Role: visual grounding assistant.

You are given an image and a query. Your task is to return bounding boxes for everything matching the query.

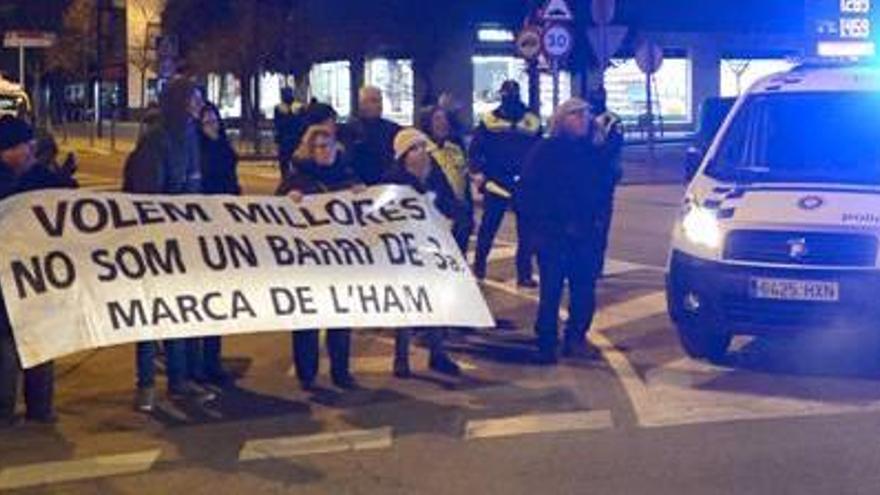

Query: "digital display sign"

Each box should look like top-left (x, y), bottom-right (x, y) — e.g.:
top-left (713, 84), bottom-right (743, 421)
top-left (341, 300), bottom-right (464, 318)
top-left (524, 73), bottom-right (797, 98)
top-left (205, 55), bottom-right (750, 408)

top-left (806, 0), bottom-right (877, 56)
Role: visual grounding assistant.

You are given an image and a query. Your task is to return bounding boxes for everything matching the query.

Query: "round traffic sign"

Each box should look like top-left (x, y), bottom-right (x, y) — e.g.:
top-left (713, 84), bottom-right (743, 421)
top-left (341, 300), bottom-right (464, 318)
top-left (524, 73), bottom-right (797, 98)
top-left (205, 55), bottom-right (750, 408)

top-left (542, 24), bottom-right (573, 58)
top-left (636, 40), bottom-right (664, 74)
top-left (516, 27), bottom-right (542, 60)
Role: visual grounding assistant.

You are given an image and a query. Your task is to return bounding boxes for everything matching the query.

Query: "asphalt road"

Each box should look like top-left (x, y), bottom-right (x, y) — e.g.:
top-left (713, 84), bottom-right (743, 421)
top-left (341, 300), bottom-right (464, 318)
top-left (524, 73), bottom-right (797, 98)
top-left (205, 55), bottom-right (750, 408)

top-left (3, 149), bottom-right (880, 494)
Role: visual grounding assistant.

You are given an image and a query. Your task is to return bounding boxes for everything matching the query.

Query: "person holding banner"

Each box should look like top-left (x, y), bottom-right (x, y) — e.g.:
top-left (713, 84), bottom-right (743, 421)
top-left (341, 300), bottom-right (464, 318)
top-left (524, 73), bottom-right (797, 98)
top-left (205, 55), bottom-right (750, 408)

top-left (0, 115), bottom-right (76, 426)
top-left (123, 77), bottom-right (216, 412)
top-left (187, 102), bottom-right (241, 387)
top-left (276, 124), bottom-right (362, 391)
top-left (386, 128), bottom-right (465, 378)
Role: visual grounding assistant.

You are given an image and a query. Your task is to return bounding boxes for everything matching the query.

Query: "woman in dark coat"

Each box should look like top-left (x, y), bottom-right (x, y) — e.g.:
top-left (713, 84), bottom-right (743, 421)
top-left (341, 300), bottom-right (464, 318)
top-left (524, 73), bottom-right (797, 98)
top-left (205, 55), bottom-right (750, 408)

top-left (276, 124), bottom-right (361, 391)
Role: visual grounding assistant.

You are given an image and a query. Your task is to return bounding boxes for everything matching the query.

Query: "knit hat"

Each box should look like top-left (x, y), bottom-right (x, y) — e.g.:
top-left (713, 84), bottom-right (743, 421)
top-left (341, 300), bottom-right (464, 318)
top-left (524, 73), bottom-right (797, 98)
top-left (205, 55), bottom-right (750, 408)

top-left (0, 115), bottom-right (34, 152)
top-left (393, 128), bottom-right (436, 161)
top-left (549, 97), bottom-right (590, 137)
top-left (303, 102), bottom-right (338, 127)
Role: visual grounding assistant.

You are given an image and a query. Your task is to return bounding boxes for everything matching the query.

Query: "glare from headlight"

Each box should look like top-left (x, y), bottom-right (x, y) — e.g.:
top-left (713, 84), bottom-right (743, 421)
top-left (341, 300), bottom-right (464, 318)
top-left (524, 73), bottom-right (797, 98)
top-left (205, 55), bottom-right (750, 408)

top-left (682, 206), bottom-right (722, 249)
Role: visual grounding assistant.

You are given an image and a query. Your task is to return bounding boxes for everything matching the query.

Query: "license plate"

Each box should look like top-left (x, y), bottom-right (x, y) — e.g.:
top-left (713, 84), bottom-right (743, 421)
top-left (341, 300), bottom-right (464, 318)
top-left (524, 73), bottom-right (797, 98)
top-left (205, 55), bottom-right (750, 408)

top-left (749, 277), bottom-right (840, 302)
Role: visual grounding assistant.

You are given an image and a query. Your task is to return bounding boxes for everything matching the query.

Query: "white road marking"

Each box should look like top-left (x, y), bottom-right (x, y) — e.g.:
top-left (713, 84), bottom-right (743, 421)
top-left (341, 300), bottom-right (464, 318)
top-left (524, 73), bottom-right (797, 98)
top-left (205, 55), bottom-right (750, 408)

top-left (0, 450), bottom-right (162, 491)
top-left (481, 278), bottom-right (665, 427)
top-left (464, 410), bottom-right (613, 440)
top-left (238, 427), bottom-right (393, 461)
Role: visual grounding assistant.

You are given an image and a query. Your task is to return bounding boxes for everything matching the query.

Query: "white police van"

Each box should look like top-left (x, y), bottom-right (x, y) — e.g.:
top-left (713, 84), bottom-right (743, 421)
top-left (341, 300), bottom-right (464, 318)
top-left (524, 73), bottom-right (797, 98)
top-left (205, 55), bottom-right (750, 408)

top-left (0, 77), bottom-right (29, 119)
top-left (667, 61), bottom-right (880, 362)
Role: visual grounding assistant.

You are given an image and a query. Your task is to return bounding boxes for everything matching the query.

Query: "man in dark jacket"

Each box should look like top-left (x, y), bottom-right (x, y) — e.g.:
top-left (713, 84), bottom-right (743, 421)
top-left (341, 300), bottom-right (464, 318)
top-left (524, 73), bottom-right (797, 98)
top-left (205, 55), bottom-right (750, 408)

top-left (123, 77), bottom-right (214, 412)
top-left (469, 80), bottom-right (542, 287)
top-left (517, 98), bottom-right (614, 364)
top-left (0, 116), bottom-right (76, 426)
top-left (340, 86), bottom-right (401, 185)
top-left (274, 87), bottom-right (304, 179)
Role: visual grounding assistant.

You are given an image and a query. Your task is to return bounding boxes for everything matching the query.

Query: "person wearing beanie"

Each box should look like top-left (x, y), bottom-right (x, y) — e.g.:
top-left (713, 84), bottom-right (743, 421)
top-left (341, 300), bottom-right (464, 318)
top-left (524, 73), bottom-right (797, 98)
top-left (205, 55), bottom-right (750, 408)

top-left (516, 98), bottom-right (615, 365)
top-left (469, 79), bottom-right (542, 288)
top-left (0, 115), bottom-right (77, 427)
top-left (122, 77), bottom-right (215, 413)
top-left (384, 128), bottom-right (466, 378)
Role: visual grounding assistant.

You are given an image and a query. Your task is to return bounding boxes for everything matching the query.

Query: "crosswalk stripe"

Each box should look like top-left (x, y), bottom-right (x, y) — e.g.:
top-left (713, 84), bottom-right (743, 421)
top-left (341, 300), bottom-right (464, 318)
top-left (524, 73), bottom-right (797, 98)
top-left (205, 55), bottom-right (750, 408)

top-left (238, 427), bottom-right (393, 461)
top-left (464, 410), bottom-right (613, 440)
top-left (0, 450), bottom-right (161, 490)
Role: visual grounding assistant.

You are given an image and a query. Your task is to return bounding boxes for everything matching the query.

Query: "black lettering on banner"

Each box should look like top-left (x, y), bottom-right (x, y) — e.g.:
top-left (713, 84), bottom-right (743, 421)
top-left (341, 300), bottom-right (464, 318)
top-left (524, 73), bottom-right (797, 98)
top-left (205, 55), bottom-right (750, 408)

top-left (383, 284), bottom-right (406, 313)
top-left (379, 233), bottom-right (423, 266)
top-left (176, 294), bottom-right (204, 324)
top-left (266, 235), bottom-right (294, 266)
top-left (32, 202), bottom-right (68, 237)
top-left (224, 202), bottom-right (274, 224)
top-left (400, 197), bottom-right (427, 220)
top-left (108, 300), bottom-right (147, 329)
top-left (335, 238), bottom-right (372, 265)
top-left (160, 202), bottom-right (211, 223)
top-left (72, 198), bottom-right (110, 234)
top-left (330, 286), bottom-right (350, 314)
top-left (379, 202), bottom-right (407, 222)
top-left (294, 237), bottom-right (321, 265)
top-left (405, 285), bottom-right (433, 313)
top-left (353, 239), bottom-right (375, 264)
top-left (326, 199), bottom-right (356, 226)
top-left (231, 290), bottom-right (257, 319)
top-left (203, 292), bottom-right (228, 320)
top-left (270, 286), bottom-right (317, 315)
top-left (300, 205), bottom-right (332, 228)
top-left (340, 284), bottom-right (433, 314)
top-left (353, 198), bottom-right (385, 226)
top-left (91, 240), bottom-right (186, 282)
top-left (199, 235), bottom-right (259, 271)
top-left (131, 200), bottom-right (165, 225)
top-left (312, 240), bottom-right (343, 265)
top-left (153, 298), bottom-right (180, 325)
top-left (11, 251), bottom-right (76, 299)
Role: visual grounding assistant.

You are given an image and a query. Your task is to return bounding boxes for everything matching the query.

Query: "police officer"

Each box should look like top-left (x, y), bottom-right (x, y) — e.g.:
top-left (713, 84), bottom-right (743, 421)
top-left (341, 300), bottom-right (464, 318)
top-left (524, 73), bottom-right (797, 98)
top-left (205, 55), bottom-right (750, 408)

top-left (588, 86), bottom-right (624, 276)
top-left (469, 80), bottom-right (542, 287)
top-left (273, 86), bottom-right (305, 179)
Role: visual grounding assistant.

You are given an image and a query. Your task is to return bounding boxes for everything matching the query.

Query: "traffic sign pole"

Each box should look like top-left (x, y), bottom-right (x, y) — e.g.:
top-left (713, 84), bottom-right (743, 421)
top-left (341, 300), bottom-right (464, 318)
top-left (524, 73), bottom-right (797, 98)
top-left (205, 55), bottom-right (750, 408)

top-left (18, 46), bottom-right (24, 86)
top-left (552, 58), bottom-right (560, 110)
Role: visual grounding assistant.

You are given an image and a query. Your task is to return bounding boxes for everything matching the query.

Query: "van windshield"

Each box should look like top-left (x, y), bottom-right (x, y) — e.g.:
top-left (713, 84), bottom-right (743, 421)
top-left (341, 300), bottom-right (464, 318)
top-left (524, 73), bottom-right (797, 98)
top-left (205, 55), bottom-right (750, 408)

top-left (705, 92), bottom-right (880, 185)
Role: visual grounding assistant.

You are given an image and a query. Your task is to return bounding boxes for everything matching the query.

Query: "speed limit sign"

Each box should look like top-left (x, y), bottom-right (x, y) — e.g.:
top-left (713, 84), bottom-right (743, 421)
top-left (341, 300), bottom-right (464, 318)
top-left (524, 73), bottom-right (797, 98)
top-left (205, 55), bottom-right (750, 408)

top-left (542, 24), bottom-right (573, 58)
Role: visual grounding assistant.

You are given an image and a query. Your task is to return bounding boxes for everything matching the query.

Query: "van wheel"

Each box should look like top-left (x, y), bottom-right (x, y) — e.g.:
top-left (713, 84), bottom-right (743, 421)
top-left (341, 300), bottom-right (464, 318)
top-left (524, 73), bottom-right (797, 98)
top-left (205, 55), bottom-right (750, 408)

top-left (676, 322), bottom-right (732, 364)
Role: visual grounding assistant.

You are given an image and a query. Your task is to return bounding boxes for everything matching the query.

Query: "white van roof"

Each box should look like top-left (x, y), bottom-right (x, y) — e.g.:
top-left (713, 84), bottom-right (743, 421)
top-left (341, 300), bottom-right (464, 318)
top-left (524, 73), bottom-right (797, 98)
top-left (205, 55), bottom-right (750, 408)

top-left (749, 62), bottom-right (880, 95)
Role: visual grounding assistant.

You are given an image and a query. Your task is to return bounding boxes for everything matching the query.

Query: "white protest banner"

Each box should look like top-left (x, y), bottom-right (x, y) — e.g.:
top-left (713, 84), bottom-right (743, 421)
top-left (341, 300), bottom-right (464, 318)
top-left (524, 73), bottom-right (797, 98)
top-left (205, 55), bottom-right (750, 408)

top-left (0, 186), bottom-right (494, 368)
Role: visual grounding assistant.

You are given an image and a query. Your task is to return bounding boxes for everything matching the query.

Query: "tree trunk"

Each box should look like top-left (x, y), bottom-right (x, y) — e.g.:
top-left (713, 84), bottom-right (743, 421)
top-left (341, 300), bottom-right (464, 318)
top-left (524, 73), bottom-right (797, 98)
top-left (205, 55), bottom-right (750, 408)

top-left (239, 71), bottom-right (255, 153)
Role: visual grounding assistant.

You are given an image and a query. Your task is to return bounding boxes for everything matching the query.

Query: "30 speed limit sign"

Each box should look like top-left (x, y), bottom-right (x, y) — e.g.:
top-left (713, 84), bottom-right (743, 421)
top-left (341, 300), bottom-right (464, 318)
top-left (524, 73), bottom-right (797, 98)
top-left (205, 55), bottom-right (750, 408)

top-left (542, 24), bottom-right (573, 58)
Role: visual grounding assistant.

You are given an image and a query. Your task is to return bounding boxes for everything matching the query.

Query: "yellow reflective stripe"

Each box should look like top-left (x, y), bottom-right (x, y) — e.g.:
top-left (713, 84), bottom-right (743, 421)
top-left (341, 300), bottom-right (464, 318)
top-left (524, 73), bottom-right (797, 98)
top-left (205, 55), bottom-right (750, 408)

top-left (485, 181), bottom-right (512, 199)
top-left (431, 142), bottom-right (468, 200)
top-left (482, 113), bottom-right (514, 131)
top-left (516, 113), bottom-right (541, 135)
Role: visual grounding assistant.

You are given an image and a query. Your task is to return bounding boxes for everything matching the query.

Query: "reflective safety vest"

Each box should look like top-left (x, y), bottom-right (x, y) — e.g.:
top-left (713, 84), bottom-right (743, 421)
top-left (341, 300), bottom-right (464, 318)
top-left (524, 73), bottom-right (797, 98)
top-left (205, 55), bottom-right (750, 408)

top-left (481, 111), bottom-right (542, 137)
top-left (430, 140), bottom-right (468, 201)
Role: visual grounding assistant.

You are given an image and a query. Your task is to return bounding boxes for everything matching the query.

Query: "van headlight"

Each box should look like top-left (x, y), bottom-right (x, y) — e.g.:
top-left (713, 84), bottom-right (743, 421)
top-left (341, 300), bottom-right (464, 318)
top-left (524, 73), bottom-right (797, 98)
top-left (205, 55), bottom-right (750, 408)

top-left (681, 204), bottom-right (722, 249)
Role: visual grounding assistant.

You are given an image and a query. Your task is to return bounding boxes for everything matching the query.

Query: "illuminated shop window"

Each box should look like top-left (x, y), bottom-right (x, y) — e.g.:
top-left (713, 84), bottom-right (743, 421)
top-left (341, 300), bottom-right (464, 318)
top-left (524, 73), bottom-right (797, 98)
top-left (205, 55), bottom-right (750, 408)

top-left (472, 55), bottom-right (529, 121)
top-left (539, 71), bottom-right (572, 120)
top-left (260, 73), bottom-right (293, 118)
top-left (207, 73), bottom-right (241, 119)
top-left (309, 61), bottom-right (352, 118)
top-left (720, 59), bottom-right (796, 97)
top-left (605, 58), bottom-right (693, 123)
top-left (365, 58), bottom-right (415, 126)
